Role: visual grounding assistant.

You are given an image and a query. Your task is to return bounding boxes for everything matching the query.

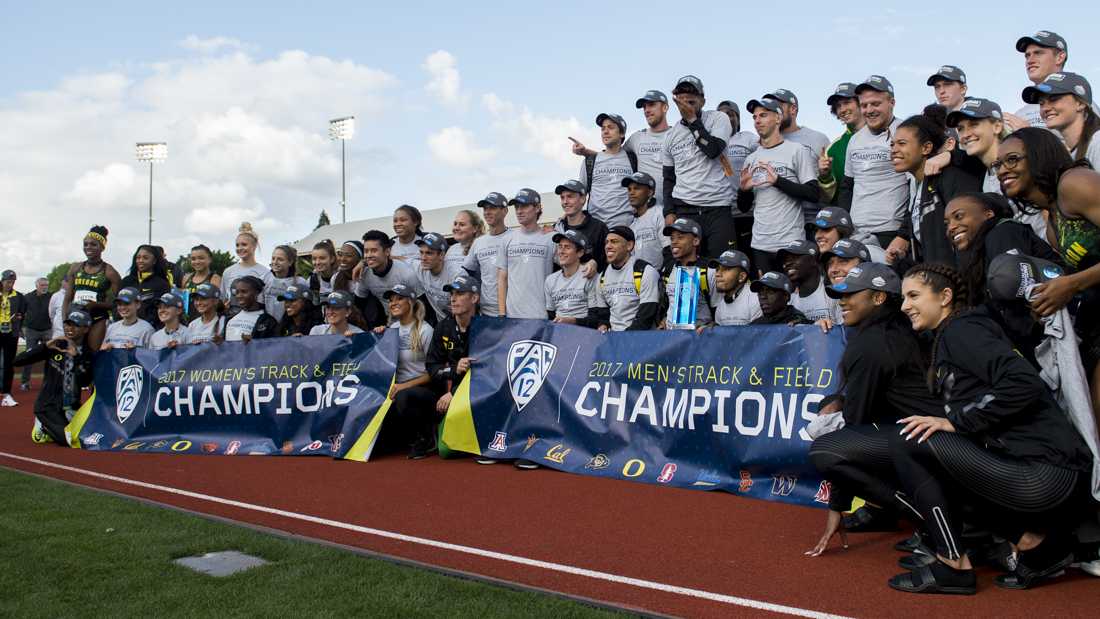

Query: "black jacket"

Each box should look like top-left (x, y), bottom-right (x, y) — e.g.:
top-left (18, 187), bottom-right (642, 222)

top-left (934, 306), bottom-right (1090, 470)
top-left (120, 273), bottom-right (171, 329)
top-left (23, 291), bottom-right (52, 331)
top-left (750, 306), bottom-right (811, 326)
top-left (426, 315), bottom-right (475, 394)
top-left (556, 213), bottom-right (610, 272)
top-left (222, 307), bottom-right (279, 340)
top-left (906, 166), bottom-right (983, 266)
top-left (14, 342), bottom-right (93, 443)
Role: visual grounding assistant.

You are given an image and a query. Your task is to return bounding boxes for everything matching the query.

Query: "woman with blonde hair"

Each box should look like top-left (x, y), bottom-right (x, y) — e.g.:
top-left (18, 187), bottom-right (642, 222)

top-left (220, 222), bottom-right (273, 310)
top-left (445, 209), bottom-right (485, 273)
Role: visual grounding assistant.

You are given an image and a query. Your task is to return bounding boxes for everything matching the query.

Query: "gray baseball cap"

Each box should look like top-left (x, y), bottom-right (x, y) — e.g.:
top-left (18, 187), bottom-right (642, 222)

top-left (443, 274), bottom-right (480, 294)
top-left (987, 253), bottom-right (1065, 302)
top-left (508, 188), bottom-right (542, 206)
top-left (324, 290), bottom-right (355, 308)
top-left (709, 250), bottom-right (751, 271)
top-left (477, 191), bottom-right (508, 209)
top-left (414, 232), bottom-right (448, 252)
top-left (946, 98), bottom-right (1004, 127)
top-left (855, 75), bottom-right (895, 95)
top-left (194, 283), bottom-right (220, 299)
top-left (717, 100), bottom-right (740, 115)
top-left (115, 287), bottom-right (140, 304)
top-left (635, 90), bottom-right (668, 108)
top-left (750, 271), bottom-right (794, 294)
top-left (673, 75), bottom-right (705, 96)
top-left (156, 292), bottom-right (184, 309)
top-left (1022, 72), bottom-right (1092, 105)
top-left (826, 262), bottom-right (900, 298)
top-left (554, 179), bottom-right (587, 195)
top-left (764, 89), bottom-right (798, 105)
top-left (821, 238), bottom-right (871, 263)
top-left (278, 285), bottom-right (308, 301)
top-left (827, 83), bottom-right (859, 107)
top-left (620, 171), bottom-right (656, 189)
top-left (927, 65), bottom-right (967, 86)
top-left (551, 229), bottom-right (590, 252)
top-left (0, 270), bottom-right (14, 281)
top-left (595, 112), bottom-right (627, 135)
top-left (1016, 30), bottom-right (1068, 53)
top-left (64, 309), bottom-right (93, 327)
top-left (806, 207), bottom-right (855, 234)
top-left (746, 98), bottom-right (782, 114)
top-left (663, 217), bottom-right (701, 237)
top-left (776, 239), bottom-right (820, 259)
top-left (383, 284), bottom-right (417, 300)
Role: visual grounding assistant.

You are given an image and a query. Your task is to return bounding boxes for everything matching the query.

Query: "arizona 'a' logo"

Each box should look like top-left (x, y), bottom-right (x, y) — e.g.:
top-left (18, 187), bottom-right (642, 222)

top-left (507, 340), bottom-right (557, 411)
top-left (115, 365), bottom-right (144, 424)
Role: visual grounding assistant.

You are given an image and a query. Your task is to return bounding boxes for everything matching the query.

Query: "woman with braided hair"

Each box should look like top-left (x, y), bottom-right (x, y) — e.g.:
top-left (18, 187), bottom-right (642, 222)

top-left (63, 226), bottom-right (122, 351)
top-left (888, 262), bottom-right (1091, 594)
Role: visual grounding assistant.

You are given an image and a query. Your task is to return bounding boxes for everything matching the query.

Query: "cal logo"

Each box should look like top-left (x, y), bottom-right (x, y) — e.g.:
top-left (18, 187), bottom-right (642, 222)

top-left (544, 443), bottom-right (571, 464)
top-left (771, 475), bottom-right (798, 496)
top-left (739, 470), bottom-right (754, 492)
top-left (507, 340), bottom-right (557, 412)
top-left (657, 463), bottom-right (677, 484)
top-left (814, 480), bottom-right (832, 504)
top-left (115, 364), bottom-right (144, 424)
top-left (488, 431), bottom-right (507, 452)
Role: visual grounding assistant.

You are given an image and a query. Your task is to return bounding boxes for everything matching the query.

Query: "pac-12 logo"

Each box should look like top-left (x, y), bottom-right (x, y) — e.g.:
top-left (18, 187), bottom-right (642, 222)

top-left (507, 340), bottom-right (557, 411)
top-left (115, 365), bottom-right (144, 424)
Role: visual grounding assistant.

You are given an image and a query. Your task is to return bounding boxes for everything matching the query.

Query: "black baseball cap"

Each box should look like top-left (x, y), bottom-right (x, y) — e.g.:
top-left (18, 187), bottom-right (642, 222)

top-left (746, 98), bottom-right (781, 114)
top-left (383, 284), bottom-right (417, 300)
top-left (607, 226), bottom-right (635, 243)
top-left (595, 113), bottom-right (627, 135)
top-left (663, 217), bottom-right (701, 237)
top-left (414, 232), bottom-right (448, 252)
top-left (806, 207), bottom-right (855, 234)
top-left (926, 65), bottom-right (967, 86)
top-left (764, 89), bottom-right (798, 105)
top-left (673, 75), bottom-right (705, 96)
top-left (1015, 30), bottom-right (1068, 54)
top-left (620, 171), bottom-right (656, 189)
top-left (986, 253), bottom-right (1065, 302)
top-left (324, 290), bottom-right (355, 309)
top-left (1022, 72), bottom-right (1092, 105)
top-left (279, 285), bottom-right (308, 301)
top-left (156, 292), bottom-right (184, 309)
top-left (443, 274), bottom-right (480, 294)
top-left (821, 238), bottom-right (871, 263)
top-left (826, 262), bottom-right (900, 298)
top-left (750, 271), bottom-right (794, 294)
top-left (555, 179), bottom-right (587, 195)
top-left (115, 287), bottom-right (140, 304)
top-left (64, 308), bottom-right (93, 327)
top-left (855, 75), bottom-right (895, 95)
top-left (551, 229), bottom-right (589, 252)
top-left (194, 283), bottom-right (220, 299)
top-left (636, 90), bottom-right (668, 108)
top-left (477, 191), bottom-right (508, 209)
top-left (709, 250), bottom-right (751, 271)
top-left (508, 188), bottom-right (541, 206)
top-left (0, 270), bottom-right (14, 281)
top-left (776, 239), bottom-right (819, 259)
top-left (827, 83), bottom-right (859, 107)
top-left (946, 98), bottom-right (1004, 127)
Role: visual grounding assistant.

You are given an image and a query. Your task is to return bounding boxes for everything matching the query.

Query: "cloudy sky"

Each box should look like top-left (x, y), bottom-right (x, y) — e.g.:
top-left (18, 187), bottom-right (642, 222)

top-left (2, 2), bottom-right (1099, 285)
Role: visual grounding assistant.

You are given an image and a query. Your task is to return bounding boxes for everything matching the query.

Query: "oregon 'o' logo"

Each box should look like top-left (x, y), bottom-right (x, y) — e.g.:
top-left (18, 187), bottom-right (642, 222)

top-left (115, 365), bottom-right (144, 424)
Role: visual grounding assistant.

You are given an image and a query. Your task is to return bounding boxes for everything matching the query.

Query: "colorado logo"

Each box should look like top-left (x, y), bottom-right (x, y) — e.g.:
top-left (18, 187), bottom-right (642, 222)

top-left (115, 365), bottom-right (144, 424)
top-left (507, 340), bottom-right (557, 412)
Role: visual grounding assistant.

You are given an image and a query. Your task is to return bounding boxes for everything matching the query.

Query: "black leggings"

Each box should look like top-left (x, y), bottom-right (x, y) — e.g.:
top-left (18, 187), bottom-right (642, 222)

top-left (809, 424), bottom-right (900, 512)
top-left (671, 206), bottom-right (737, 259)
top-left (891, 430), bottom-right (1081, 560)
top-left (0, 332), bottom-right (18, 394)
top-left (381, 386), bottom-right (441, 447)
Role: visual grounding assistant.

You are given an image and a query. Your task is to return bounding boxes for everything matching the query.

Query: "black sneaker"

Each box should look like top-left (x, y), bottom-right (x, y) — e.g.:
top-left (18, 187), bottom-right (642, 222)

top-left (514, 459), bottom-right (540, 470)
top-left (407, 439), bottom-right (437, 460)
top-left (842, 505), bottom-right (899, 532)
top-left (19, 382), bottom-right (30, 392)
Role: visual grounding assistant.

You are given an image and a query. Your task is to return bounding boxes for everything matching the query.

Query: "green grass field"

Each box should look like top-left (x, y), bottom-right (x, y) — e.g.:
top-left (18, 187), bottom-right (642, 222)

top-left (0, 468), bottom-right (625, 618)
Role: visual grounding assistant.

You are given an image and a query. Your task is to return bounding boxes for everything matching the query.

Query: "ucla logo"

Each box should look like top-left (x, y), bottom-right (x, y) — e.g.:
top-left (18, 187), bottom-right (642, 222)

top-left (507, 340), bottom-right (557, 411)
top-left (115, 364), bottom-right (144, 424)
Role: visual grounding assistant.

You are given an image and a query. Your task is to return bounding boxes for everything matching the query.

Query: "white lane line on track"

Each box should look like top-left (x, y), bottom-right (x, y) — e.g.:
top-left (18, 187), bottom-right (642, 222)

top-left (0, 451), bottom-right (851, 619)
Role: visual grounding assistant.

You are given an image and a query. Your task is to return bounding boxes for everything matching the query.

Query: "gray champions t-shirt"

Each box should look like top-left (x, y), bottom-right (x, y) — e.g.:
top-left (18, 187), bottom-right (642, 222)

top-left (726, 131), bottom-right (760, 206)
top-left (713, 285), bottom-right (762, 326)
top-left (579, 150), bottom-right (634, 228)
top-left (743, 140), bottom-right (818, 251)
top-left (359, 259), bottom-right (423, 316)
top-left (846, 117), bottom-right (909, 233)
top-left (389, 321), bottom-right (434, 383)
top-left (149, 324), bottom-right (191, 350)
top-left (630, 205), bottom-right (669, 268)
top-left (590, 262), bottom-right (661, 331)
top-left (660, 110), bottom-right (734, 207)
top-left (784, 126), bottom-right (831, 155)
top-left (417, 263), bottom-right (459, 319)
top-left (105, 318), bottom-right (154, 348)
top-left (625, 127), bottom-right (669, 209)
top-left (221, 263), bottom-right (274, 309)
top-left (544, 269), bottom-right (594, 319)
top-left (463, 230), bottom-right (509, 317)
top-left (499, 228), bottom-right (556, 319)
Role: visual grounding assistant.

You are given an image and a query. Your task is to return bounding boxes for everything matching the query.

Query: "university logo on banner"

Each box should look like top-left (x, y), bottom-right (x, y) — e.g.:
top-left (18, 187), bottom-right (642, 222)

top-left (507, 340), bottom-right (557, 411)
top-left (115, 365), bottom-right (144, 424)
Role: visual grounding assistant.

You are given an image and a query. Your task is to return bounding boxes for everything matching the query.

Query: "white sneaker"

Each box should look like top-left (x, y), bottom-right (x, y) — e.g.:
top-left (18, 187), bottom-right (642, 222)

top-left (1, 394), bottom-right (17, 407)
top-left (1072, 559), bottom-right (1100, 577)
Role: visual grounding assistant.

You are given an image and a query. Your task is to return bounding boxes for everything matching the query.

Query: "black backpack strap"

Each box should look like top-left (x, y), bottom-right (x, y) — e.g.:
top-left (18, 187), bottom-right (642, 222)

top-left (626, 149), bottom-right (638, 173)
top-left (584, 154), bottom-right (597, 195)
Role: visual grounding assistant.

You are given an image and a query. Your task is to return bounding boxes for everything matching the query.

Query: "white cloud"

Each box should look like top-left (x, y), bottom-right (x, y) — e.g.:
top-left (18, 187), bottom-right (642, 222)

top-left (422, 50), bottom-right (465, 106)
top-left (481, 92), bottom-right (598, 169)
top-left (427, 127), bottom-right (495, 167)
top-left (62, 163), bottom-right (138, 208)
top-left (180, 35), bottom-right (249, 54)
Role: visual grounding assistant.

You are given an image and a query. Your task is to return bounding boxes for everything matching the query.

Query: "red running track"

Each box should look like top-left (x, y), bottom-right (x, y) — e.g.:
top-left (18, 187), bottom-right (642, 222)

top-left (1, 385), bottom-right (1097, 618)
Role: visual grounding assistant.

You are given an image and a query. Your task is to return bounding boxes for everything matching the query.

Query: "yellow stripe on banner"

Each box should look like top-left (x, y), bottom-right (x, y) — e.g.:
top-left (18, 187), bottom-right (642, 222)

top-left (342, 378), bottom-right (395, 462)
top-left (440, 373), bottom-right (480, 456)
top-left (64, 390), bottom-right (97, 448)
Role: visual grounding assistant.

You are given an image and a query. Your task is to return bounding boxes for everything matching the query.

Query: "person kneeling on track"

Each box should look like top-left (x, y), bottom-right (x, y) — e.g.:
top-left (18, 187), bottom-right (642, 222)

top-left (888, 263), bottom-right (1092, 594)
top-left (373, 285), bottom-right (437, 460)
top-left (428, 275), bottom-right (482, 463)
top-left (806, 263), bottom-right (943, 556)
top-left (14, 309), bottom-right (94, 445)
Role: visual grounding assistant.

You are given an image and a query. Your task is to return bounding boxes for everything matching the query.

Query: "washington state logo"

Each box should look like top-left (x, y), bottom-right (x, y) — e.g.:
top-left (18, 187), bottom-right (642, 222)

top-left (507, 340), bottom-right (557, 411)
top-left (115, 365), bottom-right (144, 424)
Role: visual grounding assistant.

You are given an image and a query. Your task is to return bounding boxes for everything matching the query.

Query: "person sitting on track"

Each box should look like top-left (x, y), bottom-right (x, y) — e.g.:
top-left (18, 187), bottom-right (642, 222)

top-left (14, 308), bottom-right (94, 445)
top-left (374, 284), bottom-right (437, 460)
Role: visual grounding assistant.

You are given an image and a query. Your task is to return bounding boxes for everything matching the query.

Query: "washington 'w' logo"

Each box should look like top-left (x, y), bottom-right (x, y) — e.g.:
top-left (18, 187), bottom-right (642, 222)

top-left (115, 365), bottom-right (144, 424)
top-left (507, 340), bottom-right (557, 412)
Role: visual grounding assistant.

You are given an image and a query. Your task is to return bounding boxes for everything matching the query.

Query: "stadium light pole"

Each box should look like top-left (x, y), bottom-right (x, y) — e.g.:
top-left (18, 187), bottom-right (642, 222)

top-left (329, 116), bottom-right (355, 223)
top-left (135, 142), bottom-right (168, 244)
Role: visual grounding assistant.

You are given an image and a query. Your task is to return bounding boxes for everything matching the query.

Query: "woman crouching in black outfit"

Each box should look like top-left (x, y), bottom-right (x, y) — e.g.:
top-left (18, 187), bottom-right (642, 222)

top-left (889, 263), bottom-right (1092, 594)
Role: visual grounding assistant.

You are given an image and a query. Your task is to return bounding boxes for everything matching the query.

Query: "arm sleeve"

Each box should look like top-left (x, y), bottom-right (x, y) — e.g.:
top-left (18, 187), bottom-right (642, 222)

top-left (838, 175), bottom-right (855, 209)
top-left (736, 185), bottom-right (755, 213)
top-left (13, 344), bottom-right (51, 367)
top-left (687, 114), bottom-right (729, 159)
top-left (772, 177), bottom-right (821, 203)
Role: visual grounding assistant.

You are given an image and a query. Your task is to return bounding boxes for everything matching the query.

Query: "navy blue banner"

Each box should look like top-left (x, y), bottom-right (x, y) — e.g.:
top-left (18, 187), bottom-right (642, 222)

top-left (76, 333), bottom-right (397, 459)
top-left (446, 319), bottom-right (845, 507)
